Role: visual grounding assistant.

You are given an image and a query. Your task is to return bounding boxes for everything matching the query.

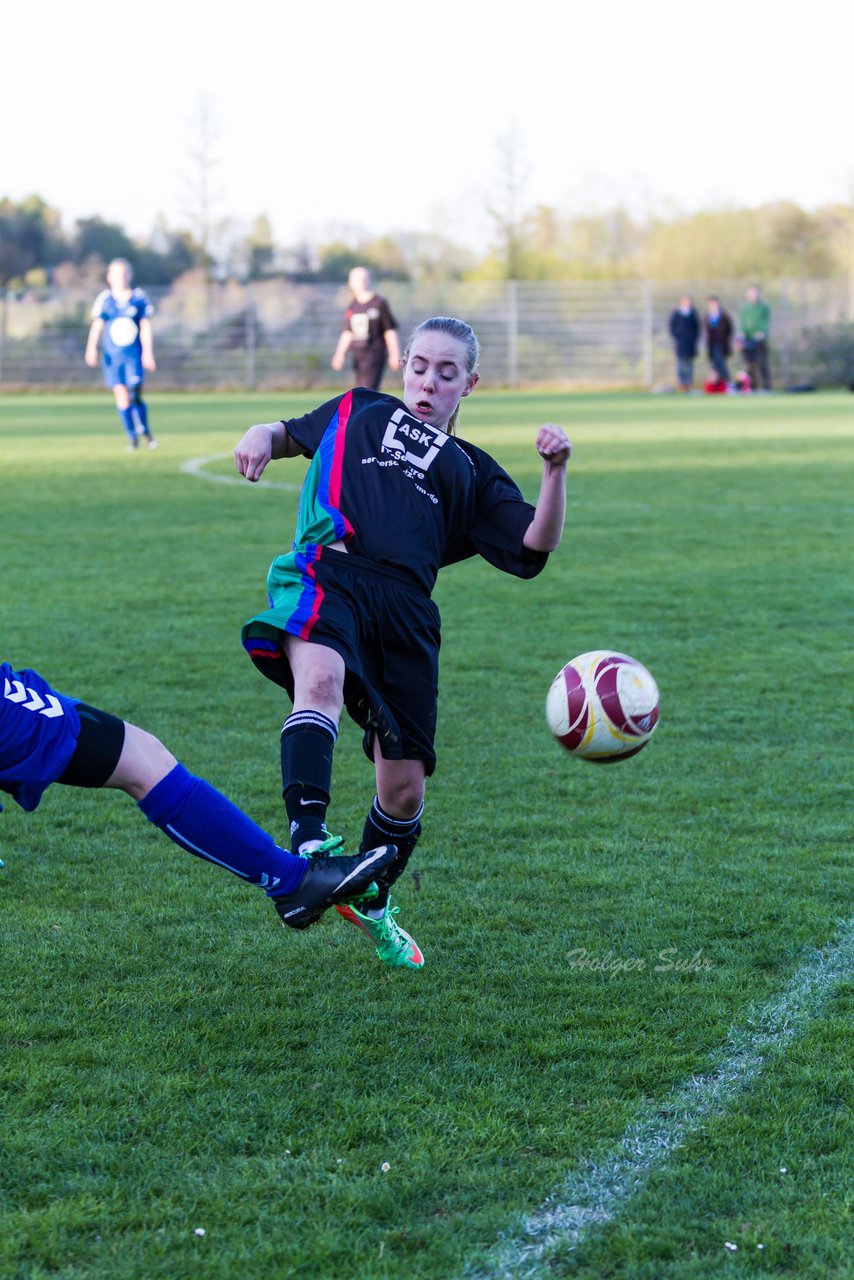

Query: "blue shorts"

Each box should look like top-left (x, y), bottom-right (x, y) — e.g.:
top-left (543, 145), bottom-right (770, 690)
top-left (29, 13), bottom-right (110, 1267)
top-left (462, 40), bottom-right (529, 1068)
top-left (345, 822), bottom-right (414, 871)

top-left (1, 665), bottom-right (81, 811)
top-left (0, 665), bottom-right (125, 812)
top-left (102, 351), bottom-right (143, 389)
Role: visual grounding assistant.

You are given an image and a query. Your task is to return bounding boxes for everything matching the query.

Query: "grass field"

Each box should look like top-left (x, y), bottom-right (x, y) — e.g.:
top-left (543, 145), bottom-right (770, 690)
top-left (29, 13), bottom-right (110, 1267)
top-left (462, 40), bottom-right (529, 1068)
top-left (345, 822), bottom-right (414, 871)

top-left (1, 389), bottom-right (852, 1279)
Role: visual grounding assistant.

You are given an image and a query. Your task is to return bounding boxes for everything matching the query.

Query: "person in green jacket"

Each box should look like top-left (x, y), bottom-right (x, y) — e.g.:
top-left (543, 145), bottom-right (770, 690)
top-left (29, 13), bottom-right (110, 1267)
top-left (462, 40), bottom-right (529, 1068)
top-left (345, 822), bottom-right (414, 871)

top-left (739, 284), bottom-right (772, 391)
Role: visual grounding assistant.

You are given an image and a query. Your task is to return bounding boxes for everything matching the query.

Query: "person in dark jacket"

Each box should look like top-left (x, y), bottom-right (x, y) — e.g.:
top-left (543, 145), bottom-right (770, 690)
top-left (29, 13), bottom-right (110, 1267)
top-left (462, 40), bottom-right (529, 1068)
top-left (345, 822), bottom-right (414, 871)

top-left (704, 296), bottom-right (734, 384)
top-left (668, 295), bottom-right (701, 391)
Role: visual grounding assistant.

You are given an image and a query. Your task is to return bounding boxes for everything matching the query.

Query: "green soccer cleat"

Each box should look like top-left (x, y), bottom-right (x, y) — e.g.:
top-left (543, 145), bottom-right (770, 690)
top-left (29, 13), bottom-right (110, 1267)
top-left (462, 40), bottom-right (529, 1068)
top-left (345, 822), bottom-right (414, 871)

top-left (335, 898), bottom-right (424, 969)
top-left (300, 832), bottom-right (346, 857)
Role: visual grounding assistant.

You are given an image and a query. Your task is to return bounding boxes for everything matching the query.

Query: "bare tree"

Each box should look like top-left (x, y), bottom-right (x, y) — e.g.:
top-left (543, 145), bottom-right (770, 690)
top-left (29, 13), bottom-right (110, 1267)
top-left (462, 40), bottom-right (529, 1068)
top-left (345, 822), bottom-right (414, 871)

top-left (486, 123), bottom-right (530, 281)
top-left (183, 96), bottom-right (223, 269)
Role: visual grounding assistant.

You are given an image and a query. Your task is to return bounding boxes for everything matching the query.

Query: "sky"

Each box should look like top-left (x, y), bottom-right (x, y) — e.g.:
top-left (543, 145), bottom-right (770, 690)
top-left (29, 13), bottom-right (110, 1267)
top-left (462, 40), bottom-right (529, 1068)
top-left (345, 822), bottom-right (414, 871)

top-left (4, 0), bottom-right (853, 253)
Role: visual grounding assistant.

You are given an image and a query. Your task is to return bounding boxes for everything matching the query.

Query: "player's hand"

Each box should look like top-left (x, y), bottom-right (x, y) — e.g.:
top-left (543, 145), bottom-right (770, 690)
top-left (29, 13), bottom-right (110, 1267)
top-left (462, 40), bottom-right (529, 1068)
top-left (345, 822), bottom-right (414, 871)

top-left (84, 349), bottom-right (98, 368)
top-left (331, 354), bottom-right (345, 371)
top-left (388, 356), bottom-right (401, 371)
top-left (234, 422), bottom-right (278, 482)
top-left (143, 355), bottom-right (156, 372)
top-left (536, 424), bottom-right (572, 466)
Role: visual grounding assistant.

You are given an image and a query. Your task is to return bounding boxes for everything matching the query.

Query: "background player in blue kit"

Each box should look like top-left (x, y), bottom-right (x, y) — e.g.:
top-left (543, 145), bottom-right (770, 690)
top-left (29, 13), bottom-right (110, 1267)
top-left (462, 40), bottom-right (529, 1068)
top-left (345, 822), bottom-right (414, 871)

top-left (85, 258), bottom-right (158, 449)
top-left (234, 316), bottom-right (571, 971)
top-left (0, 661), bottom-right (395, 929)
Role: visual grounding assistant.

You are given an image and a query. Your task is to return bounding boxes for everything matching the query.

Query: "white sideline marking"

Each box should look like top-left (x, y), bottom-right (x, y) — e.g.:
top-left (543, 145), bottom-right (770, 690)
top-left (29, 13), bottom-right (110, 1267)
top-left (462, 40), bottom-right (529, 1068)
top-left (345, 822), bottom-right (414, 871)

top-left (463, 918), bottom-right (854, 1279)
top-left (180, 452), bottom-right (299, 492)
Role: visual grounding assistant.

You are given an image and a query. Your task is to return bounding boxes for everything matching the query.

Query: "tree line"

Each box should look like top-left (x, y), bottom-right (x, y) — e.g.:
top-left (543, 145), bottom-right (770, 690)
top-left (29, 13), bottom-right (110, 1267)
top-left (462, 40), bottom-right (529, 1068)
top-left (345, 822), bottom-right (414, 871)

top-left (2, 192), bottom-right (853, 291)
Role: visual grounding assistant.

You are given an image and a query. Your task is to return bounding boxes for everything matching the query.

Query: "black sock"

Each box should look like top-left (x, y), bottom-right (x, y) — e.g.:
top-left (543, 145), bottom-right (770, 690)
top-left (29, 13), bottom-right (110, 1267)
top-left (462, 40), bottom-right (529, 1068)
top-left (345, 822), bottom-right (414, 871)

top-left (361, 795), bottom-right (423, 909)
top-left (281, 710), bottom-right (338, 852)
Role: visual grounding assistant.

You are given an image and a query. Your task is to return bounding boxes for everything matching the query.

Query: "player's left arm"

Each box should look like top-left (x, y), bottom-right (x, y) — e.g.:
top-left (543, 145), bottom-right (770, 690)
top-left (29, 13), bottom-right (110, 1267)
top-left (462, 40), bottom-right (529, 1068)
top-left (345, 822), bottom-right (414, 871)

top-left (140, 317), bottom-right (156, 372)
top-left (523, 425), bottom-right (572, 552)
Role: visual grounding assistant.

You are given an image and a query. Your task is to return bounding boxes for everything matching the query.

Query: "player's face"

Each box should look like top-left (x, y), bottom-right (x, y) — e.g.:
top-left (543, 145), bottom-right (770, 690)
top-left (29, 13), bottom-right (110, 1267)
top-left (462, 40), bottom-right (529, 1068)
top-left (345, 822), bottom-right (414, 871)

top-left (107, 261), bottom-right (131, 293)
top-left (349, 267), bottom-right (371, 297)
top-left (402, 333), bottom-right (479, 431)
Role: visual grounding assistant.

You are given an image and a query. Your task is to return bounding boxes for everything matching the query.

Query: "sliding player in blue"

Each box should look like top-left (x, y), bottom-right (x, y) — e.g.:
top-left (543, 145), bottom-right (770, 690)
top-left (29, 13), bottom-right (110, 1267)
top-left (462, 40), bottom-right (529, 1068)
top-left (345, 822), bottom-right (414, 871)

top-left (0, 662), bottom-right (395, 929)
top-left (85, 258), bottom-right (157, 450)
top-left (234, 317), bottom-right (571, 970)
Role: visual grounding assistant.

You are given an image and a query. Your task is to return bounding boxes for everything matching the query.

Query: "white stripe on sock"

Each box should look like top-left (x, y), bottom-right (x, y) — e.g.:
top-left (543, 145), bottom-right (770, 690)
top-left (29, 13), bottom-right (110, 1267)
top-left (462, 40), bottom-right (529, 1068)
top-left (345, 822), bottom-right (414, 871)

top-left (371, 796), bottom-right (423, 836)
top-left (282, 710), bottom-right (338, 740)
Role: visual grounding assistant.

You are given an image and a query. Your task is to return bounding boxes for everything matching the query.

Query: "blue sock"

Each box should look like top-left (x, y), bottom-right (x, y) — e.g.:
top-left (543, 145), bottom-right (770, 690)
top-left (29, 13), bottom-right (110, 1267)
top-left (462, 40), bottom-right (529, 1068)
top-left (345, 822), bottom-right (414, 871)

top-left (118, 406), bottom-right (137, 442)
top-left (131, 397), bottom-right (152, 439)
top-left (138, 764), bottom-right (306, 896)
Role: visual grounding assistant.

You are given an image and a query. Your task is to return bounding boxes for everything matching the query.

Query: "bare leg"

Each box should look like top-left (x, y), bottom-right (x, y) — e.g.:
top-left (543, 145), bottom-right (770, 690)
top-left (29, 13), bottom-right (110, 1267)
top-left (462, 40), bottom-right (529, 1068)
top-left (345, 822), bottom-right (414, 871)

top-left (374, 749), bottom-right (426, 821)
top-left (283, 634), bottom-right (345, 722)
top-left (104, 721), bottom-right (176, 801)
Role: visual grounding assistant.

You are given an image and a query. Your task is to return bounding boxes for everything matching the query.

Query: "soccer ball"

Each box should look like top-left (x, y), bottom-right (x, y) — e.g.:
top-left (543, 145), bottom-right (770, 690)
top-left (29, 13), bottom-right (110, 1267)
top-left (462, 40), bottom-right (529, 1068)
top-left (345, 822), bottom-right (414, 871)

top-left (546, 650), bottom-right (659, 763)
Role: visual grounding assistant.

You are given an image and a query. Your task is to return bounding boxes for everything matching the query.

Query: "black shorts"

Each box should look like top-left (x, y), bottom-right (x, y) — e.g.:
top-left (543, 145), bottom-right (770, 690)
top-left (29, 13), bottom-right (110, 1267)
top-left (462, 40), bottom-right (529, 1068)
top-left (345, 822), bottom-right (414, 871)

top-left (246, 550), bottom-right (440, 774)
top-left (58, 703), bottom-right (126, 788)
top-left (353, 348), bottom-right (387, 391)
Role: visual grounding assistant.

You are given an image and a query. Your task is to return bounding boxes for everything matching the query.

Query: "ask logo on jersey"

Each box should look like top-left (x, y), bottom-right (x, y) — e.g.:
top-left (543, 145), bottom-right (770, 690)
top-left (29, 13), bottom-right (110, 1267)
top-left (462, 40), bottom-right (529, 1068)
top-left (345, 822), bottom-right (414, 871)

top-left (381, 408), bottom-right (447, 472)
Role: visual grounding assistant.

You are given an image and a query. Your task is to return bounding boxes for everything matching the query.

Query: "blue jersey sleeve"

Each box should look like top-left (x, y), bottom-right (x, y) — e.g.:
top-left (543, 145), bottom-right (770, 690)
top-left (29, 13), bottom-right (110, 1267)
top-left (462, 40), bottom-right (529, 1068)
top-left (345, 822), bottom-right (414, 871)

top-left (91, 289), bottom-right (111, 321)
top-left (133, 289), bottom-right (154, 320)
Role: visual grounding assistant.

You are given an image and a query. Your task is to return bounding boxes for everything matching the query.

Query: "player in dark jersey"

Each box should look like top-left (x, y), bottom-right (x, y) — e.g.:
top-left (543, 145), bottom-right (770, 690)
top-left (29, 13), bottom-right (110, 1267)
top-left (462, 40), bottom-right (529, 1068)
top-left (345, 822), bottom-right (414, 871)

top-left (331, 266), bottom-right (400, 390)
top-left (0, 662), bottom-right (395, 929)
top-left (85, 259), bottom-right (157, 450)
top-left (234, 316), bottom-right (571, 970)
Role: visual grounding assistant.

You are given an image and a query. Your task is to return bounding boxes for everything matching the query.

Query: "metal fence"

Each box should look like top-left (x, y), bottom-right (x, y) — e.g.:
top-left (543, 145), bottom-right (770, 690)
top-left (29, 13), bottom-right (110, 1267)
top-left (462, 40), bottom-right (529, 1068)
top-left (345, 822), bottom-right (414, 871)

top-left (2, 276), bottom-right (852, 391)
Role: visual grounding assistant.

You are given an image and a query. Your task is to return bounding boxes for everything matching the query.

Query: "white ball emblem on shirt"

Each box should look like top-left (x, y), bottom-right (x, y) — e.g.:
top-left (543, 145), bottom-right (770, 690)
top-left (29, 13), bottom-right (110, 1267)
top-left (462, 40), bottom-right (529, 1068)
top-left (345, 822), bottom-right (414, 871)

top-left (108, 316), bottom-right (139, 348)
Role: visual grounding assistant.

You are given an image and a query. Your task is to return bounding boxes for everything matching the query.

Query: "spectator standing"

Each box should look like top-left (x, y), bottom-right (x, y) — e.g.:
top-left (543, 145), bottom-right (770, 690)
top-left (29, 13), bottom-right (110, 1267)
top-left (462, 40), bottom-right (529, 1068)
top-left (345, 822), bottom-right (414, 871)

top-left (703, 296), bottom-right (734, 383)
top-left (331, 267), bottom-right (401, 391)
top-left (668, 295), bottom-right (701, 391)
top-left (739, 283), bottom-right (772, 391)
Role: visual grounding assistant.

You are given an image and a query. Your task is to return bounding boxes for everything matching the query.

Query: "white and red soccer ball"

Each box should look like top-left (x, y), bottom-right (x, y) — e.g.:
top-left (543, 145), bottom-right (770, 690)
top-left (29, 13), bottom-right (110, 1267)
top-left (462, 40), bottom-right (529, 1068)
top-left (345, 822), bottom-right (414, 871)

top-left (546, 650), bottom-right (659, 763)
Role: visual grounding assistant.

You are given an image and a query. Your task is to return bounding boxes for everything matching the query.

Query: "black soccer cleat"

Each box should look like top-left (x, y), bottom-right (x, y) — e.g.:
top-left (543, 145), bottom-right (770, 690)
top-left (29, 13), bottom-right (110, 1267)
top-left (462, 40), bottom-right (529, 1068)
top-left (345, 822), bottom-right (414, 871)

top-left (273, 844), bottom-right (398, 931)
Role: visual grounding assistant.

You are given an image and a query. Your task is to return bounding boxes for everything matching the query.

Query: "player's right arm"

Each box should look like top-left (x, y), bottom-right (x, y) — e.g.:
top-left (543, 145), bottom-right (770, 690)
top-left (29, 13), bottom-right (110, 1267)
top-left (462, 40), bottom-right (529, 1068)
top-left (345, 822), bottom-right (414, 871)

top-left (234, 421), bottom-right (303, 482)
top-left (84, 318), bottom-right (104, 367)
top-left (235, 396), bottom-right (346, 481)
top-left (331, 329), bottom-right (353, 371)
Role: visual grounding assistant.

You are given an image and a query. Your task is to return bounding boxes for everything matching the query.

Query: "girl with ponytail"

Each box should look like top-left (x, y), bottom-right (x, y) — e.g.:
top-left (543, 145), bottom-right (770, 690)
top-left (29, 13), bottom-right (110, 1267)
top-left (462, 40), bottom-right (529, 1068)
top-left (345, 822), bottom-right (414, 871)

top-left (234, 316), bottom-right (571, 970)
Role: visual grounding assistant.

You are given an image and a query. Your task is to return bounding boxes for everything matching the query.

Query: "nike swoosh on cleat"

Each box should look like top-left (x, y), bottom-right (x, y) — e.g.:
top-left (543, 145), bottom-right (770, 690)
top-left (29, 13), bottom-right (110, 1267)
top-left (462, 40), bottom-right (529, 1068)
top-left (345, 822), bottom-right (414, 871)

top-left (335, 846), bottom-right (393, 894)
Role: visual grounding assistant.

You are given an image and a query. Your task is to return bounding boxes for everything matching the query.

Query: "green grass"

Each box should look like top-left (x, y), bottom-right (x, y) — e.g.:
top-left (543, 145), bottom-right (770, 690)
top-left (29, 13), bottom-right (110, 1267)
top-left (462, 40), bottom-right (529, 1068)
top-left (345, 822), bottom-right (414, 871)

top-left (1, 389), bottom-right (852, 1279)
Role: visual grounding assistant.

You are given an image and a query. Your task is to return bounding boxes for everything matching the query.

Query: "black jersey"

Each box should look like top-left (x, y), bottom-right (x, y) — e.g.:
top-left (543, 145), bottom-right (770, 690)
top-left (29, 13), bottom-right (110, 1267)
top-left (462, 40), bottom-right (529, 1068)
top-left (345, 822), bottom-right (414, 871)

top-left (344, 294), bottom-right (397, 351)
top-left (283, 388), bottom-right (547, 594)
